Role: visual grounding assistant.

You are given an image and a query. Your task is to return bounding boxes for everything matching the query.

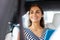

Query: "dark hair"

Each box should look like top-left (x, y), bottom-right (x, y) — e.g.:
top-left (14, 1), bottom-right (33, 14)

top-left (28, 3), bottom-right (44, 28)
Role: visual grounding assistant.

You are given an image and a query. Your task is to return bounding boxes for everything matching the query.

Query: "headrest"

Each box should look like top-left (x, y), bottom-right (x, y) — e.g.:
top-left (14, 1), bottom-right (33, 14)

top-left (52, 13), bottom-right (60, 27)
top-left (22, 11), bottom-right (30, 28)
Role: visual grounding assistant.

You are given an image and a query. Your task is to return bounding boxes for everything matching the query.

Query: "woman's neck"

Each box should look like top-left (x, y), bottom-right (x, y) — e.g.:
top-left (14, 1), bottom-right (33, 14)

top-left (29, 22), bottom-right (44, 37)
top-left (30, 22), bottom-right (43, 30)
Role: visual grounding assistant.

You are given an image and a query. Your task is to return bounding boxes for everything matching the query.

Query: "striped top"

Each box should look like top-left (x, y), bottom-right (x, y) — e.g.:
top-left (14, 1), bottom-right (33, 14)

top-left (24, 28), bottom-right (48, 40)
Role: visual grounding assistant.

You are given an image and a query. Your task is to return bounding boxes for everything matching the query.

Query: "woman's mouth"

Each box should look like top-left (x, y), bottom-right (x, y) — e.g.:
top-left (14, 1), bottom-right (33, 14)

top-left (32, 17), bottom-right (38, 20)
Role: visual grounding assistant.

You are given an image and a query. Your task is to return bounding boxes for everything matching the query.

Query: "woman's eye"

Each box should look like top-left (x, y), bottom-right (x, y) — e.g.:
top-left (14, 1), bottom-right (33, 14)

top-left (36, 11), bottom-right (40, 13)
top-left (30, 11), bottom-right (33, 14)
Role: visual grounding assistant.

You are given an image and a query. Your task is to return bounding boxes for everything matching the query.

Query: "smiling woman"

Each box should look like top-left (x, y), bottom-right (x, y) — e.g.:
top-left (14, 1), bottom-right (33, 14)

top-left (28, 3), bottom-right (44, 28)
top-left (20, 2), bottom-right (54, 40)
top-left (28, 3), bottom-right (44, 38)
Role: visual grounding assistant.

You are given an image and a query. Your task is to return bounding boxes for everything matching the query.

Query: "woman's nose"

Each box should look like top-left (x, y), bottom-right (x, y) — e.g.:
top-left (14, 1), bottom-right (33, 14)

top-left (33, 12), bottom-right (36, 16)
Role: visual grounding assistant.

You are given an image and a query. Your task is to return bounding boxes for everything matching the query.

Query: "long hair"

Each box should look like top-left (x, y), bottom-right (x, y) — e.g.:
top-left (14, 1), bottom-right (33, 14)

top-left (28, 3), bottom-right (44, 28)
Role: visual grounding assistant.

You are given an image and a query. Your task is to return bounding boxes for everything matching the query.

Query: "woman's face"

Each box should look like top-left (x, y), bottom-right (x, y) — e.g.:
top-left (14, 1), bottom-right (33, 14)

top-left (29, 6), bottom-right (43, 23)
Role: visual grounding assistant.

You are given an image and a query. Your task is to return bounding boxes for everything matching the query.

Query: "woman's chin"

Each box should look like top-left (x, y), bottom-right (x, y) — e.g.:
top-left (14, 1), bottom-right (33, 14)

top-left (32, 20), bottom-right (39, 23)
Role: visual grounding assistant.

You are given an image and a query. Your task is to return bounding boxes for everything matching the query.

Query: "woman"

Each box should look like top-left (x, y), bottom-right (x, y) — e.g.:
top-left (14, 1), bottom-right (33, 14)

top-left (24, 3), bottom-right (45, 40)
top-left (17, 3), bottom-right (54, 40)
top-left (23, 3), bottom-right (54, 40)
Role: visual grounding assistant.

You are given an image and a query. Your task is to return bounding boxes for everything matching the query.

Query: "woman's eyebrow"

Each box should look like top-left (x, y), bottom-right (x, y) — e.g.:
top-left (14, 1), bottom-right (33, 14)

top-left (30, 10), bottom-right (33, 13)
top-left (36, 10), bottom-right (40, 11)
top-left (30, 10), bottom-right (33, 11)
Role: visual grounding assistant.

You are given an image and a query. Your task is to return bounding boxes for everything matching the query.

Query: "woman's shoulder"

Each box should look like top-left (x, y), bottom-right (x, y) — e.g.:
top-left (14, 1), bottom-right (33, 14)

top-left (45, 28), bottom-right (55, 35)
top-left (45, 28), bottom-right (55, 32)
top-left (44, 28), bottom-right (55, 40)
top-left (23, 28), bottom-right (29, 31)
top-left (23, 28), bottom-right (30, 33)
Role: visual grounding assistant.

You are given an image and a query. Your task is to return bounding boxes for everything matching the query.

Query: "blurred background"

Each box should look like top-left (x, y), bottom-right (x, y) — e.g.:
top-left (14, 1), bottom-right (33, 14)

top-left (0, 0), bottom-right (60, 40)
